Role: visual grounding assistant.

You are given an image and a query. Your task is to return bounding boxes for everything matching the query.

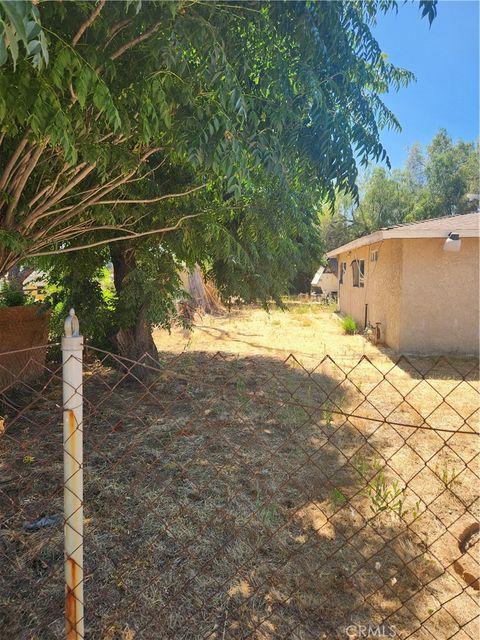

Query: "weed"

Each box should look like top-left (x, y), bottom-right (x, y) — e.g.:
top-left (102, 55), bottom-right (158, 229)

top-left (323, 402), bottom-right (334, 425)
top-left (365, 469), bottom-right (406, 517)
top-left (23, 455), bottom-right (35, 464)
top-left (280, 404), bottom-right (309, 428)
top-left (342, 315), bottom-right (357, 335)
top-left (255, 484), bottom-right (281, 525)
top-left (320, 300), bottom-right (338, 313)
top-left (435, 460), bottom-right (458, 488)
top-left (330, 488), bottom-right (347, 509)
top-left (352, 455), bottom-right (371, 480)
top-left (354, 458), bottom-right (409, 519)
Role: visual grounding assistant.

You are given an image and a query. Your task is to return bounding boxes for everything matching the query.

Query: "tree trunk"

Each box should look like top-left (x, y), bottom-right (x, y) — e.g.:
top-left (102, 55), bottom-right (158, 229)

top-left (110, 244), bottom-right (159, 380)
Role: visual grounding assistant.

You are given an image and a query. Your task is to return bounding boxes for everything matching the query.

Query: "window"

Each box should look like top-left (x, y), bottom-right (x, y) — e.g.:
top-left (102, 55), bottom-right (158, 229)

top-left (339, 262), bottom-right (346, 284)
top-left (370, 250), bottom-right (379, 262)
top-left (352, 259), bottom-right (365, 288)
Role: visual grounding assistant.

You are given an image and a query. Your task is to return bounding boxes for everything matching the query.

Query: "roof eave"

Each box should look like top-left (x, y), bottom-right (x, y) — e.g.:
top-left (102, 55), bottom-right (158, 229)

top-left (326, 227), bottom-right (480, 257)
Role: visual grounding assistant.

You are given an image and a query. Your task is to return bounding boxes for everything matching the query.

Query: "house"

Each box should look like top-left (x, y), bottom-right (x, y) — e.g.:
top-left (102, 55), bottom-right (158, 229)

top-left (326, 212), bottom-right (480, 355)
top-left (310, 260), bottom-right (338, 299)
top-left (22, 270), bottom-right (47, 301)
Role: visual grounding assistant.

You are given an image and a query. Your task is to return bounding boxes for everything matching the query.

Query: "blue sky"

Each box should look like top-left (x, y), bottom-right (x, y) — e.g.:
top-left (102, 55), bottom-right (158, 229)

top-left (372, 0), bottom-right (479, 169)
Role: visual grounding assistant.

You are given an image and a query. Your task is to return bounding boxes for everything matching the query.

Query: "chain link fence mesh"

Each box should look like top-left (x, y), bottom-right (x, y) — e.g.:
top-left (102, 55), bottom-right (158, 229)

top-left (0, 345), bottom-right (478, 639)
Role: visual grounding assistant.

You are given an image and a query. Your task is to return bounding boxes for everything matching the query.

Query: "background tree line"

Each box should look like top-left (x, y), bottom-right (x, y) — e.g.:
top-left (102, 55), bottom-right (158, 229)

top-left (318, 128), bottom-right (479, 255)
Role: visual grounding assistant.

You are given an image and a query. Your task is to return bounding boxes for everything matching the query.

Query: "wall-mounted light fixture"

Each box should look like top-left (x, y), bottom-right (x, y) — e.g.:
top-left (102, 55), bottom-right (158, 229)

top-left (443, 232), bottom-right (461, 252)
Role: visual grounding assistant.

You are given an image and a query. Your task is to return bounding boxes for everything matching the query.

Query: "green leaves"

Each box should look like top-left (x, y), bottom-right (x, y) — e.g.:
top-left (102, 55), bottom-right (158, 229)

top-left (0, 0), bottom-right (47, 69)
top-left (0, 0), bottom-right (441, 289)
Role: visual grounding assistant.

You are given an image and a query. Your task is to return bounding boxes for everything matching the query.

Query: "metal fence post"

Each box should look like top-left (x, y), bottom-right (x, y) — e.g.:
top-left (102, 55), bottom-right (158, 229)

top-left (62, 309), bottom-right (84, 639)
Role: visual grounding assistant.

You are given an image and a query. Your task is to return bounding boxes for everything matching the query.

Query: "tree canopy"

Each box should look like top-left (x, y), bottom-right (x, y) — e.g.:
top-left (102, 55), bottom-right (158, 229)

top-left (0, 0), bottom-right (436, 278)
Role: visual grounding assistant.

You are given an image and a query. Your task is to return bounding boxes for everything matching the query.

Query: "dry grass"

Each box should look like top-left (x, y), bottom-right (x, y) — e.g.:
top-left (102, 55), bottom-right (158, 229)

top-left (153, 302), bottom-right (386, 366)
top-left (0, 303), bottom-right (479, 639)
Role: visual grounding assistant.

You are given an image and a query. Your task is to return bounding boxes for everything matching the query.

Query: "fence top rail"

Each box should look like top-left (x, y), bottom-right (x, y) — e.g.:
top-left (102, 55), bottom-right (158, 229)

top-left (0, 342), bottom-right (58, 357)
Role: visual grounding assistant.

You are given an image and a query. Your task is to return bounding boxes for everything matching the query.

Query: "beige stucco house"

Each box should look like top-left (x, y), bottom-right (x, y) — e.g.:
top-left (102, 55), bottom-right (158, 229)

top-left (326, 212), bottom-right (480, 355)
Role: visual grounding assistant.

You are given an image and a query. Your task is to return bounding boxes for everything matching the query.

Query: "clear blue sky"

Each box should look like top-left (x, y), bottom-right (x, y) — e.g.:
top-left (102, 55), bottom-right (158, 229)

top-left (372, 0), bottom-right (479, 169)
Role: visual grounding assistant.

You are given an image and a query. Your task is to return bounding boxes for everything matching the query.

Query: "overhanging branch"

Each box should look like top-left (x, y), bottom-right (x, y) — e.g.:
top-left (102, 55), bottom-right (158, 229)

top-left (93, 183), bottom-right (207, 206)
top-left (27, 212), bottom-right (205, 257)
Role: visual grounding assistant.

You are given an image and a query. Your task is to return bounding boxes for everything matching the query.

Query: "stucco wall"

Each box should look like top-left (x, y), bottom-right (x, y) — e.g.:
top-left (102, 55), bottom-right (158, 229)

top-left (337, 240), bottom-right (402, 350)
top-left (336, 236), bottom-right (479, 354)
top-left (399, 237), bottom-right (479, 354)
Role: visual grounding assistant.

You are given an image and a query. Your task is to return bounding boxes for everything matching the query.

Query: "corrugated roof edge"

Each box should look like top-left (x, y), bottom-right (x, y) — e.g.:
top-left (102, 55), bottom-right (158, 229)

top-left (326, 211), bottom-right (480, 257)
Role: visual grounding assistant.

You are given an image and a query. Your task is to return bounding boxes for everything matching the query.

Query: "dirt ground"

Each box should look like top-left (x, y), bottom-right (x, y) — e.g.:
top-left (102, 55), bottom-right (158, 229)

top-left (1, 303), bottom-right (478, 639)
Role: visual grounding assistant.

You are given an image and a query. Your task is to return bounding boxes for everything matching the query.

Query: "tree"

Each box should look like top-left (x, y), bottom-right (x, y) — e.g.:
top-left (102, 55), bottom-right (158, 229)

top-left (423, 129), bottom-right (479, 216)
top-left (317, 191), bottom-right (355, 253)
top-left (343, 129), bottom-right (479, 236)
top-left (404, 142), bottom-right (426, 192)
top-left (0, 0), bottom-right (437, 278)
top-left (351, 167), bottom-right (414, 234)
top-left (1, 0), bottom-right (437, 363)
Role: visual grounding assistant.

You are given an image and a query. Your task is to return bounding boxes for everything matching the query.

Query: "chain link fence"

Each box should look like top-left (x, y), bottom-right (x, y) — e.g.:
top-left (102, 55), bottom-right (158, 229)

top-left (0, 332), bottom-right (479, 639)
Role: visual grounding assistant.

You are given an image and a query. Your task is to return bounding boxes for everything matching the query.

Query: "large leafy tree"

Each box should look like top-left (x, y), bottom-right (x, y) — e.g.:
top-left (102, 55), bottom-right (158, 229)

top-left (0, 0), bottom-right (436, 276)
top-left (1, 0), bottom-right (438, 363)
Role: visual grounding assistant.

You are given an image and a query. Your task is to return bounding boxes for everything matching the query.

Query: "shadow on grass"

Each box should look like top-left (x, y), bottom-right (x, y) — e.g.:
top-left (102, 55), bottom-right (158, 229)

top-left (0, 350), bottom-right (476, 639)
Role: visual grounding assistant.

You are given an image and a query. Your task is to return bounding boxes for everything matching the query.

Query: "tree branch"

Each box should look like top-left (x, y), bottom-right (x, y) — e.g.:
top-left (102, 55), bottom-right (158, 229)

top-left (27, 146), bottom-right (165, 232)
top-left (109, 21), bottom-right (163, 61)
top-left (72, 0), bottom-right (106, 47)
top-left (94, 183), bottom-right (207, 205)
top-left (104, 18), bottom-right (133, 50)
top-left (4, 142), bottom-right (47, 226)
top-left (27, 213), bottom-right (204, 257)
top-left (24, 163), bottom-right (97, 228)
top-left (0, 134), bottom-right (29, 192)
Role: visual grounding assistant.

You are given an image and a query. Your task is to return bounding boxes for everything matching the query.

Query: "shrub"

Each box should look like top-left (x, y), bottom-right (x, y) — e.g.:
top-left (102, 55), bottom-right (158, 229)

top-left (342, 315), bottom-right (357, 334)
top-left (0, 279), bottom-right (31, 307)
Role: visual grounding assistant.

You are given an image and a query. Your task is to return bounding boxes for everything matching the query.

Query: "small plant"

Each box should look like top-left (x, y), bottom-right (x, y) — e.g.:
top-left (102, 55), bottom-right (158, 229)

top-left (352, 455), bottom-right (371, 480)
top-left (342, 315), bottom-right (357, 335)
top-left (254, 484), bottom-right (280, 525)
top-left (435, 460), bottom-right (457, 488)
top-left (320, 299), bottom-right (338, 313)
top-left (23, 455), bottom-right (35, 464)
top-left (364, 467), bottom-right (406, 517)
top-left (330, 488), bottom-right (347, 509)
top-left (280, 404), bottom-right (309, 428)
top-left (354, 457), bottom-right (413, 519)
top-left (323, 401), bottom-right (334, 425)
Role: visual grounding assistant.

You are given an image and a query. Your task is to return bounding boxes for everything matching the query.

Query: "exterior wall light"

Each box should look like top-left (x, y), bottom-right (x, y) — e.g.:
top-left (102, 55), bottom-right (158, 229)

top-left (443, 232), bottom-right (461, 252)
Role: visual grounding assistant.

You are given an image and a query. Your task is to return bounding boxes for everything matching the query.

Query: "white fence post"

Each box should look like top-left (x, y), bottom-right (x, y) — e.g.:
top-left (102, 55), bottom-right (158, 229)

top-left (62, 309), bottom-right (84, 640)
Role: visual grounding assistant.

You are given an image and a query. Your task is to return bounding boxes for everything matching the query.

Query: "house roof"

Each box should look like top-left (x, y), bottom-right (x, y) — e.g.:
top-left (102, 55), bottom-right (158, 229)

top-left (326, 212), bottom-right (480, 258)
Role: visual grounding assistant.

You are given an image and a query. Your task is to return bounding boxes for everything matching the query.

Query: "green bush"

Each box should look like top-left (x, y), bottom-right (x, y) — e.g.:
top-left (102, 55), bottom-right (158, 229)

top-left (0, 279), bottom-right (31, 307)
top-left (342, 315), bottom-right (357, 335)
